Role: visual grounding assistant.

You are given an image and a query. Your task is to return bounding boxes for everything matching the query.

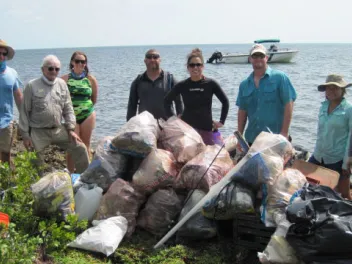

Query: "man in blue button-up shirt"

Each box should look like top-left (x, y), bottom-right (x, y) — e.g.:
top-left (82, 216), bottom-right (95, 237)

top-left (0, 40), bottom-right (23, 164)
top-left (236, 44), bottom-right (297, 144)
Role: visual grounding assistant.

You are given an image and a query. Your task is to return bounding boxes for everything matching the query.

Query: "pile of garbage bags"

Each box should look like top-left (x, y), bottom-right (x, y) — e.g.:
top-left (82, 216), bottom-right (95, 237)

top-left (28, 111), bottom-right (352, 262)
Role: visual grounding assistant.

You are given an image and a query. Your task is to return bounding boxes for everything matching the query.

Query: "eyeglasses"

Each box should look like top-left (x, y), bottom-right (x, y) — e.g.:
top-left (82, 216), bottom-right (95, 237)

top-left (145, 54), bottom-right (160, 59)
top-left (188, 63), bottom-right (203, 68)
top-left (74, 59), bottom-right (86, 64)
top-left (47, 66), bottom-right (60, 72)
top-left (0, 52), bottom-right (8, 57)
top-left (251, 53), bottom-right (265, 59)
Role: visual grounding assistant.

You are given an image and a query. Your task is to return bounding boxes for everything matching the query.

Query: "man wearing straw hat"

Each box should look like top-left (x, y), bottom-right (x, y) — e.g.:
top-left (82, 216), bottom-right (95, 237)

top-left (0, 40), bottom-right (23, 164)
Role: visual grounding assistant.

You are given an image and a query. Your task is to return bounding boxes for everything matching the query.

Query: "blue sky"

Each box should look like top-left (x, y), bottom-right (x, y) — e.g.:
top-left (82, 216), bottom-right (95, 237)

top-left (2, 0), bottom-right (352, 50)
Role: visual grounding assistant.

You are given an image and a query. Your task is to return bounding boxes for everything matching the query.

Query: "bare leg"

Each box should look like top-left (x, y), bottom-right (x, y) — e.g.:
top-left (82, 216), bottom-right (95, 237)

top-left (79, 112), bottom-right (96, 160)
top-left (66, 124), bottom-right (80, 173)
top-left (338, 175), bottom-right (352, 200)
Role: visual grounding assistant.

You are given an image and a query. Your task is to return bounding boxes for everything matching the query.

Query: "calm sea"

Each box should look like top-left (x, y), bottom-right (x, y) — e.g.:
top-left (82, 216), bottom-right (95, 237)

top-left (8, 43), bottom-right (352, 152)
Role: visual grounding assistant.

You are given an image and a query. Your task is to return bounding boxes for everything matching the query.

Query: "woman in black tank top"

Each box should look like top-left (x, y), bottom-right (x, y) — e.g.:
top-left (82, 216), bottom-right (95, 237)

top-left (164, 48), bottom-right (229, 145)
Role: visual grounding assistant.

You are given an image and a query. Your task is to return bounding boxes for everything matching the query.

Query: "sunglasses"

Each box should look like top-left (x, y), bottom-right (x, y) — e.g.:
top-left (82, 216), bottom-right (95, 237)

top-left (0, 52), bottom-right (8, 56)
top-left (251, 53), bottom-right (265, 59)
top-left (47, 66), bottom-right (60, 72)
top-left (145, 54), bottom-right (160, 59)
top-left (188, 63), bottom-right (203, 68)
top-left (74, 59), bottom-right (86, 64)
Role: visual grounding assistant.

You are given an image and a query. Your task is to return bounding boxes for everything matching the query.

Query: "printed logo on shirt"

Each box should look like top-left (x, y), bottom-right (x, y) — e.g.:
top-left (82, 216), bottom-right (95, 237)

top-left (189, 88), bottom-right (204, 92)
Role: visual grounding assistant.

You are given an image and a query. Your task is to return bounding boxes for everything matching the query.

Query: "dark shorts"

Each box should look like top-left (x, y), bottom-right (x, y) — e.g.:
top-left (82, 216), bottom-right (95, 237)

top-left (195, 128), bottom-right (215, 146)
top-left (308, 155), bottom-right (346, 178)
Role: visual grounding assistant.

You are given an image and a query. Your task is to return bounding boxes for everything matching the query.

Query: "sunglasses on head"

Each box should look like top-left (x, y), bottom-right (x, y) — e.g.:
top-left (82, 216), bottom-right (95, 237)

top-left (0, 52), bottom-right (8, 56)
top-left (251, 53), bottom-right (265, 59)
top-left (188, 63), bottom-right (203, 68)
top-left (47, 66), bottom-right (60, 72)
top-left (145, 54), bottom-right (160, 59)
top-left (74, 59), bottom-right (86, 64)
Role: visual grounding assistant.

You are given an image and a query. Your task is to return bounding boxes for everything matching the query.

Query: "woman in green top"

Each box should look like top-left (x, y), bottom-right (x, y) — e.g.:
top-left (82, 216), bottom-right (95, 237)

top-left (61, 51), bottom-right (98, 172)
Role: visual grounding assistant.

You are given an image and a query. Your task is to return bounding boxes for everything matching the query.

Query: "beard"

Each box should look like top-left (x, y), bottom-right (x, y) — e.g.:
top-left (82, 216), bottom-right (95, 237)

top-left (149, 63), bottom-right (160, 71)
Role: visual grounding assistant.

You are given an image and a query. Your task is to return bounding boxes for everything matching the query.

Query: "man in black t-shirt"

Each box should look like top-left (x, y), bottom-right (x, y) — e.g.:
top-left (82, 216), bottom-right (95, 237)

top-left (126, 49), bottom-right (183, 121)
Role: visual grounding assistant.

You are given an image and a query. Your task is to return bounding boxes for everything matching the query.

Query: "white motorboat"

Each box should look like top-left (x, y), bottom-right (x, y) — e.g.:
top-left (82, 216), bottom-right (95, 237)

top-left (207, 39), bottom-right (299, 64)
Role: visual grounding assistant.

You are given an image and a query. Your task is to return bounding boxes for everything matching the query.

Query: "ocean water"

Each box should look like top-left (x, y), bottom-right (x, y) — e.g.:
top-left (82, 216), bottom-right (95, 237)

top-left (7, 43), bottom-right (352, 151)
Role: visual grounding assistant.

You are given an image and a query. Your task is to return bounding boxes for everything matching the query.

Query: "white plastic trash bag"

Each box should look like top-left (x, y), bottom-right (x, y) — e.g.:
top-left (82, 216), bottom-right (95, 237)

top-left (112, 111), bottom-right (159, 157)
top-left (68, 216), bottom-right (128, 256)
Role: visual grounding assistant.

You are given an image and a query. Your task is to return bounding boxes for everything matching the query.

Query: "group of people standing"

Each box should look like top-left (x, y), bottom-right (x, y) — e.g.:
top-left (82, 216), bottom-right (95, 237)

top-left (0, 39), bottom-right (351, 199)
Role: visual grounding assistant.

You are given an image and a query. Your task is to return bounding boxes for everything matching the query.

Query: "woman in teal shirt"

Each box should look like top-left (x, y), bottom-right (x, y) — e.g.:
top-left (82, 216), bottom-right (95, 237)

top-left (309, 74), bottom-right (352, 199)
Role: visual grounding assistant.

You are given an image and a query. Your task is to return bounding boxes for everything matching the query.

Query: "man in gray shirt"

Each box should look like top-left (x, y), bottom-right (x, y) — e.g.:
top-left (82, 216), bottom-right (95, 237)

top-left (19, 55), bottom-right (89, 173)
top-left (126, 49), bottom-right (183, 121)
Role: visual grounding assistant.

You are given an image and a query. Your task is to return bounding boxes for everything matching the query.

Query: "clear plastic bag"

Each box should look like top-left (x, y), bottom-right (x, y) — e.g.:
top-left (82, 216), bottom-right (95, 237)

top-left (230, 132), bottom-right (293, 188)
top-left (202, 181), bottom-right (255, 220)
top-left (31, 171), bottom-right (75, 219)
top-left (175, 145), bottom-right (234, 192)
top-left (68, 216), bottom-right (128, 256)
top-left (132, 149), bottom-right (178, 193)
top-left (224, 134), bottom-right (238, 153)
top-left (177, 190), bottom-right (217, 240)
top-left (94, 178), bottom-right (146, 236)
top-left (160, 116), bottom-right (205, 163)
top-left (137, 188), bottom-right (182, 236)
top-left (258, 219), bottom-right (300, 264)
top-left (261, 169), bottom-right (307, 227)
top-left (81, 136), bottom-right (128, 191)
top-left (112, 111), bottom-right (159, 157)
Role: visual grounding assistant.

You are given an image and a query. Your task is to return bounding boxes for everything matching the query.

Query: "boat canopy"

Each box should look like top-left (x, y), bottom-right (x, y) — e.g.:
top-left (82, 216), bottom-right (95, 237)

top-left (254, 39), bottom-right (280, 44)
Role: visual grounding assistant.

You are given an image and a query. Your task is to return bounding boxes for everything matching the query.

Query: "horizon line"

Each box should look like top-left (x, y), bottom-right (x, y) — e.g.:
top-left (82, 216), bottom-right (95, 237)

top-left (15, 41), bottom-right (352, 51)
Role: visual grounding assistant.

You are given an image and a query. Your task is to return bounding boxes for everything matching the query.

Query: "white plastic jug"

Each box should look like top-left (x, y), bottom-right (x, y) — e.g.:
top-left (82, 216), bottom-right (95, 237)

top-left (75, 184), bottom-right (103, 221)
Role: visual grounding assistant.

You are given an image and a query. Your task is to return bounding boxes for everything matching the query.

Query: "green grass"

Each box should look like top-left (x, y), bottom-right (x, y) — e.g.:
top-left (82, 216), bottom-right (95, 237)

top-left (51, 229), bottom-right (238, 264)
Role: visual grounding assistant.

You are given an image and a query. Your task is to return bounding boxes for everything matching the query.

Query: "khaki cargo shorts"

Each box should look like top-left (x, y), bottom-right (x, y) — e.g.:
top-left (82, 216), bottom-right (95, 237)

top-left (0, 122), bottom-right (14, 153)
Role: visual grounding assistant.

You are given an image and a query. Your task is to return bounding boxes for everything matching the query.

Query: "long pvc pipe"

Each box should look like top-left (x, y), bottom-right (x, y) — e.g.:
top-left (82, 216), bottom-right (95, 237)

top-left (154, 155), bottom-right (249, 249)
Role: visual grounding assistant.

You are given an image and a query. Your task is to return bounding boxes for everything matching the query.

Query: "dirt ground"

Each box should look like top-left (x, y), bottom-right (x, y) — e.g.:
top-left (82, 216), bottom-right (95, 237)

top-left (11, 122), bottom-right (67, 172)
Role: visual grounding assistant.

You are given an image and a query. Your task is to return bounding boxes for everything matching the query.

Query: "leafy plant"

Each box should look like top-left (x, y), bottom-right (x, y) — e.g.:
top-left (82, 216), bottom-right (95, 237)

top-left (0, 151), bottom-right (87, 262)
top-left (0, 223), bottom-right (42, 264)
top-left (38, 214), bottom-right (87, 255)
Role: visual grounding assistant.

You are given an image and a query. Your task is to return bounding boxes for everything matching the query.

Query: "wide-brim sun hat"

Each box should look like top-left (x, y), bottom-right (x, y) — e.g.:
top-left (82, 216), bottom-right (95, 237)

top-left (0, 39), bottom-right (15, 60)
top-left (318, 74), bottom-right (352, 92)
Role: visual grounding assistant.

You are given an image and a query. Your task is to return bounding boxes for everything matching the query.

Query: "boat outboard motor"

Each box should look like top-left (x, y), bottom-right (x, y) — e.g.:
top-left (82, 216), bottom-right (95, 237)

top-left (207, 51), bottom-right (223, 63)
